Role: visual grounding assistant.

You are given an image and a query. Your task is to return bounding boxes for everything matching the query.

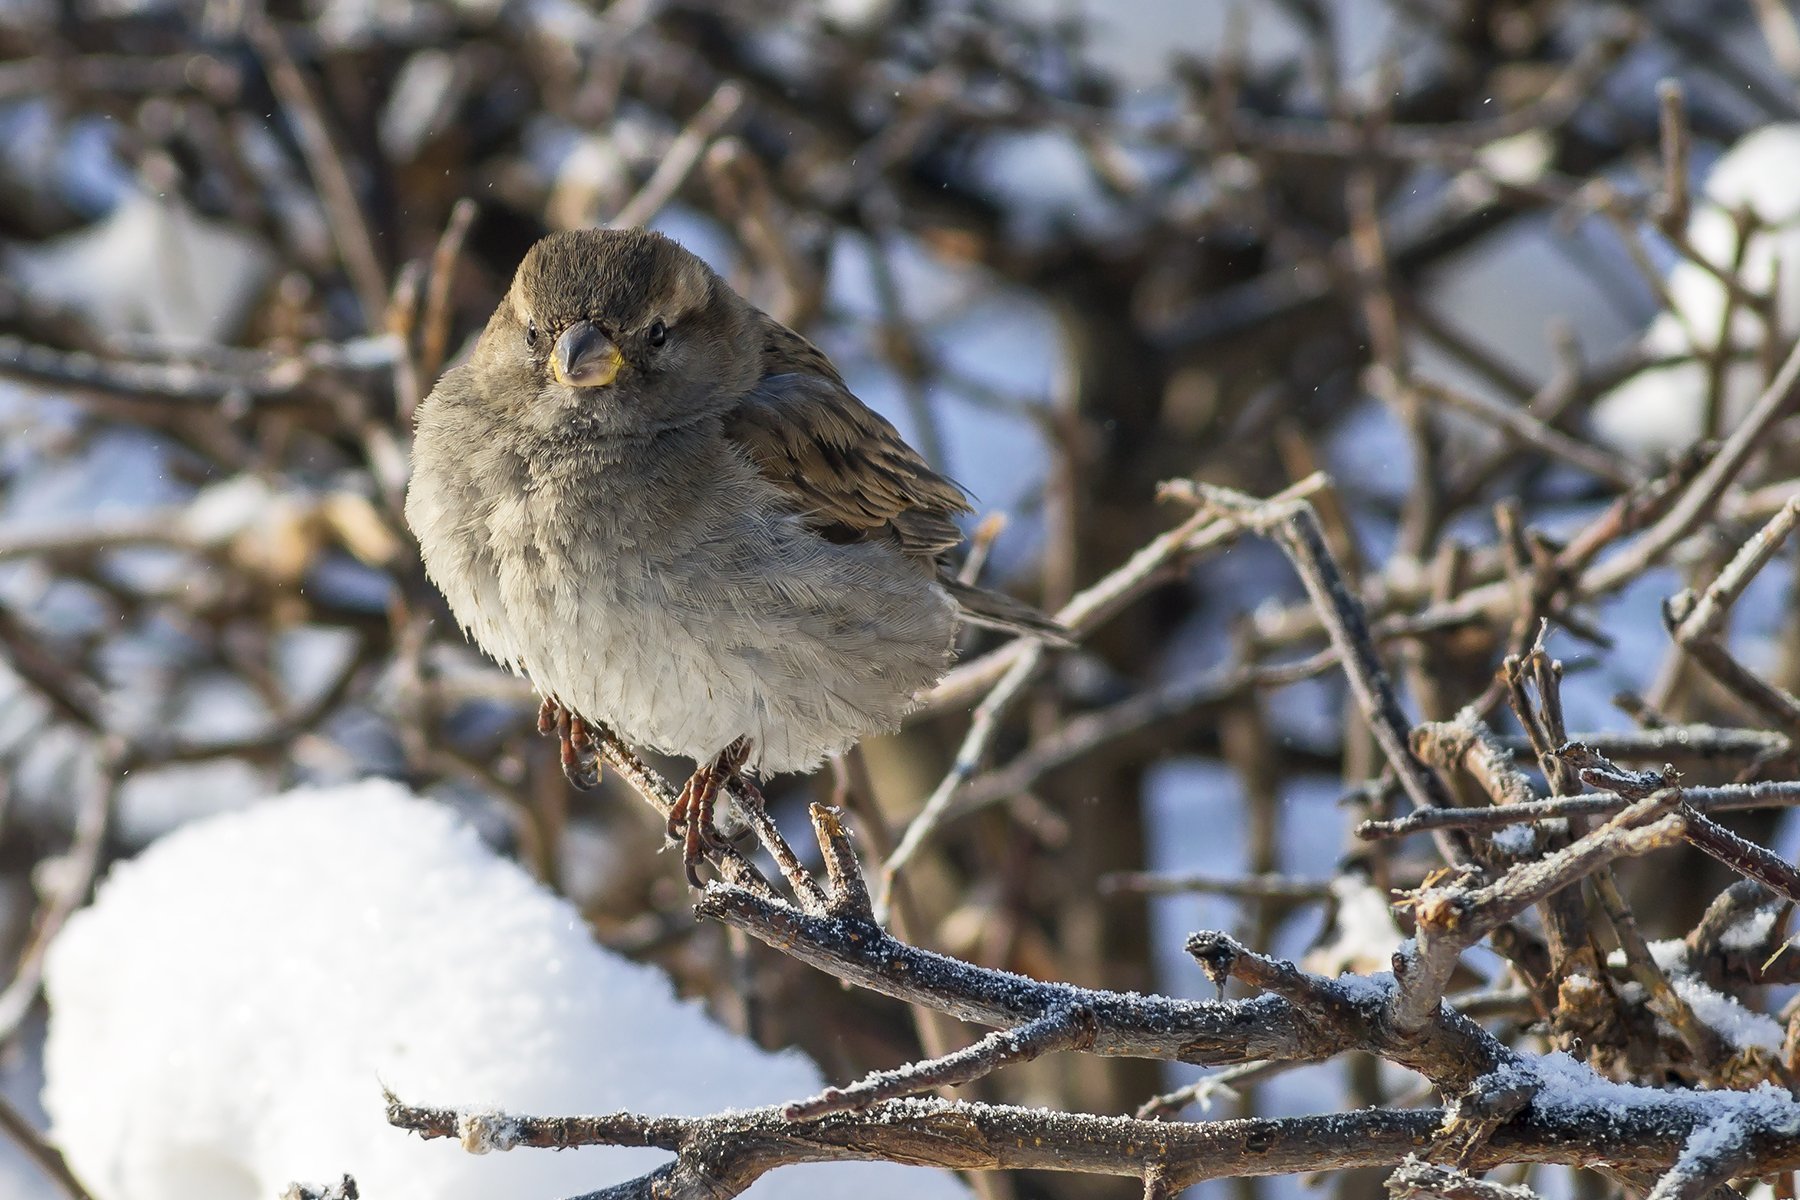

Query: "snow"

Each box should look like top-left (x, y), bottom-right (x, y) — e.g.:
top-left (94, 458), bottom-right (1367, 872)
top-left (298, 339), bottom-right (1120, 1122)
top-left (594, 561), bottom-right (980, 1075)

top-left (1554, 563), bottom-right (1684, 734)
top-left (453, 1111), bottom-right (523, 1155)
top-left (1532, 1049), bottom-right (1800, 1132)
top-left (1331, 971), bottom-right (1397, 1005)
top-left (1303, 875), bottom-right (1405, 978)
top-left (379, 50), bottom-right (464, 163)
top-left (41, 781), bottom-right (971, 1200)
top-left (0, 426), bottom-right (185, 552)
top-left (1323, 397), bottom-right (1417, 507)
top-left (1475, 131), bottom-right (1556, 190)
top-left (1490, 824), bottom-right (1537, 856)
top-left (1721, 909), bottom-right (1779, 954)
top-left (1680, 1111), bottom-right (1747, 1162)
top-left (1591, 123), bottom-right (1800, 459)
top-left (1648, 938), bottom-right (1690, 972)
top-left (7, 188), bottom-right (273, 346)
top-left (1671, 977), bottom-right (1785, 1054)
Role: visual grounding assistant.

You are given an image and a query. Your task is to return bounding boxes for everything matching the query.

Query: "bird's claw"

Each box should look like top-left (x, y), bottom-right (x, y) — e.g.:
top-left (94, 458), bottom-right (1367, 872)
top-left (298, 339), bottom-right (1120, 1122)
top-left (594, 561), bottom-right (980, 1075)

top-left (668, 738), bottom-right (756, 887)
top-left (538, 698), bottom-right (602, 790)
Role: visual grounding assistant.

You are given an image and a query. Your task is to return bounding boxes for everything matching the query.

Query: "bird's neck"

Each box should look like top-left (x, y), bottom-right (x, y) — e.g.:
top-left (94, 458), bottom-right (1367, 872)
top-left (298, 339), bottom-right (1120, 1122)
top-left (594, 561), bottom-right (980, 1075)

top-left (531, 411), bottom-right (724, 478)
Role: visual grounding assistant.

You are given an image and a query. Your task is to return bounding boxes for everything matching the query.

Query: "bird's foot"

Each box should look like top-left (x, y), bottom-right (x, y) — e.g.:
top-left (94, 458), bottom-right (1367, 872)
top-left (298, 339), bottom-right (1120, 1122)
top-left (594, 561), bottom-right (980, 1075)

top-left (537, 697), bottom-right (602, 790)
top-left (669, 737), bottom-right (757, 887)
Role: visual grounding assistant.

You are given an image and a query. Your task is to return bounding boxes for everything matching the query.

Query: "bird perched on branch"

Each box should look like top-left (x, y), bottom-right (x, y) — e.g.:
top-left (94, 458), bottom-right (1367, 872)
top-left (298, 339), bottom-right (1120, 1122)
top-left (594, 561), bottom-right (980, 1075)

top-left (406, 227), bottom-right (1064, 884)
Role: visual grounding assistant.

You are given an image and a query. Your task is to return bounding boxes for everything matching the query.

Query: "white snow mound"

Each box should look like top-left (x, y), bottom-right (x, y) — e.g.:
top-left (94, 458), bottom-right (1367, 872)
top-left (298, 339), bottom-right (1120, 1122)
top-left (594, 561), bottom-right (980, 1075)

top-left (42, 780), bottom-right (970, 1200)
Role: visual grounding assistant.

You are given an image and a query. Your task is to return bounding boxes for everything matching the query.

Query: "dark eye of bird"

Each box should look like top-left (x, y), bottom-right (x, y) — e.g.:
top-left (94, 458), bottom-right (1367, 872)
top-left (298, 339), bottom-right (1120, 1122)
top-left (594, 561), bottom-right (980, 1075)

top-left (524, 319), bottom-right (538, 348)
top-left (646, 320), bottom-right (667, 348)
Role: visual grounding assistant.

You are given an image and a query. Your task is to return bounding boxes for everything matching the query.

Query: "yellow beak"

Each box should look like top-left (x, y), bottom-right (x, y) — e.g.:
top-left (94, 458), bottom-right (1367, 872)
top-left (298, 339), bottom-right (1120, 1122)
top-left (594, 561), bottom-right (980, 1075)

top-left (551, 321), bottom-right (623, 388)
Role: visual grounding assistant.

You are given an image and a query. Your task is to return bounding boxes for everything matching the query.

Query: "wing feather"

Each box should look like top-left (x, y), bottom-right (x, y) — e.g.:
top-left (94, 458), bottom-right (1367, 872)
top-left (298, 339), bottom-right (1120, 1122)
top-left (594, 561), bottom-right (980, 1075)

top-left (723, 320), bottom-right (971, 561)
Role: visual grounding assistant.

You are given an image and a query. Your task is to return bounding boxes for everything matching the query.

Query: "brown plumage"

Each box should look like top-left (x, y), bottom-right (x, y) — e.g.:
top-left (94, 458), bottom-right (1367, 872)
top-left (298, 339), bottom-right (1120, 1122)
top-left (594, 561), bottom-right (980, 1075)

top-left (726, 326), bottom-right (972, 557)
top-left (406, 227), bottom-right (1066, 886)
top-left (728, 314), bottom-right (1065, 637)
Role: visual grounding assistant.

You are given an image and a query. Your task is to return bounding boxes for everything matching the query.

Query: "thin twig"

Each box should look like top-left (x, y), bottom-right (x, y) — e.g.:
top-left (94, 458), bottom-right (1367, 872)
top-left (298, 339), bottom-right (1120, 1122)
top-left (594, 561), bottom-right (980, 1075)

top-left (244, 12), bottom-right (390, 330)
top-left (1359, 780), bottom-right (1800, 840)
top-left (782, 1005), bottom-right (1097, 1119)
top-left (611, 84), bottom-right (747, 229)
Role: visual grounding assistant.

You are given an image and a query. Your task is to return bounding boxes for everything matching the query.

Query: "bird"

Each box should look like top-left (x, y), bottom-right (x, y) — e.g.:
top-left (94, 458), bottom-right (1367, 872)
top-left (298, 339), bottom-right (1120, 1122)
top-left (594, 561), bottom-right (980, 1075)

top-left (405, 227), bottom-right (1065, 884)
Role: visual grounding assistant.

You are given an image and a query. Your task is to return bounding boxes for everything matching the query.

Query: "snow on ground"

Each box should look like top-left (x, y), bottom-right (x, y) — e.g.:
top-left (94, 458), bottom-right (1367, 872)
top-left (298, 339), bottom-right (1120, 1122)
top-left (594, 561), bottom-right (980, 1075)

top-left (41, 781), bottom-right (971, 1200)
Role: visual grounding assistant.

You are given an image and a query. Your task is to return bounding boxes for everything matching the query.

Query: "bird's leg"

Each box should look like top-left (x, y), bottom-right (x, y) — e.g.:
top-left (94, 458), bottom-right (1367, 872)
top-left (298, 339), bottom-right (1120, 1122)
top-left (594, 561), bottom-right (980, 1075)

top-left (536, 697), bottom-right (602, 791)
top-left (564, 714), bottom-right (604, 790)
top-left (670, 737), bottom-right (756, 887)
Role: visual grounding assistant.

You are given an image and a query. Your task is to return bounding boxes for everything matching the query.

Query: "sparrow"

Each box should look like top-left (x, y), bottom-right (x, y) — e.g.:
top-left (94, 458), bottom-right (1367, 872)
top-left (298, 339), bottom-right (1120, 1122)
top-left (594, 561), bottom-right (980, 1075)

top-left (405, 227), bottom-right (1064, 884)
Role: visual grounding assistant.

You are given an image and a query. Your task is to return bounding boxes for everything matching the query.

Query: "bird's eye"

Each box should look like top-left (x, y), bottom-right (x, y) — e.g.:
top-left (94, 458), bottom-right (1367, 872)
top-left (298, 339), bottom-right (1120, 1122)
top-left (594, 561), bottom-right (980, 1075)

top-left (524, 319), bottom-right (539, 349)
top-left (646, 319), bottom-right (667, 348)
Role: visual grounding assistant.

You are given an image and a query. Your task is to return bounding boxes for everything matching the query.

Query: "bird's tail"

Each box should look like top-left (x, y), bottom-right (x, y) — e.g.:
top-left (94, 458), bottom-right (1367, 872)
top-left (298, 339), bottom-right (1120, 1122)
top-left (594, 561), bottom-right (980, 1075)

top-left (943, 579), bottom-right (1074, 646)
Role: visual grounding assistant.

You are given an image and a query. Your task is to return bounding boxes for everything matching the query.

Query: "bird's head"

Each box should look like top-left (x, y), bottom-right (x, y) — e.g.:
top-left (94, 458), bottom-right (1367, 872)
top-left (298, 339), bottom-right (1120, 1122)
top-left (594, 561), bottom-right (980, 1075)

top-left (473, 227), bottom-right (762, 436)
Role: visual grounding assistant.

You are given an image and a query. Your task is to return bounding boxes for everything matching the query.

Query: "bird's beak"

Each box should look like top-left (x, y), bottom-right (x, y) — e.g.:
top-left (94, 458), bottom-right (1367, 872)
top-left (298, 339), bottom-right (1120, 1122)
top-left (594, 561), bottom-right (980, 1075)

top-left (551, 321), bottom-right (623, 388)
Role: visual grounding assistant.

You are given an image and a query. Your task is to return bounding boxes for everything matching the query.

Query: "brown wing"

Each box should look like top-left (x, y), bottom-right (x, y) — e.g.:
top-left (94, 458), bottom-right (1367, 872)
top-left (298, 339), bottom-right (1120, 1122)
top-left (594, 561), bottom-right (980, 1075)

top-left (723, 320), bottom-right (971, 561)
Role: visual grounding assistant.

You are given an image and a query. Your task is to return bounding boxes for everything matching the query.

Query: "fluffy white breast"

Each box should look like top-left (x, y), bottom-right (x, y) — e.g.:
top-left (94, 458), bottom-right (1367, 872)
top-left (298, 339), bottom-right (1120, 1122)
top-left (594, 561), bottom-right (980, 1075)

top-left (411, 410), bottom-right (957, 775)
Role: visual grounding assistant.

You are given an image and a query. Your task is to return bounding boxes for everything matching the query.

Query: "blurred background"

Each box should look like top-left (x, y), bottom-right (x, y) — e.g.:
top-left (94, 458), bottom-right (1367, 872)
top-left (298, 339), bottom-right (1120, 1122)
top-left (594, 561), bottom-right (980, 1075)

top-left (2, 0), bottom-right (1800, 1197)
